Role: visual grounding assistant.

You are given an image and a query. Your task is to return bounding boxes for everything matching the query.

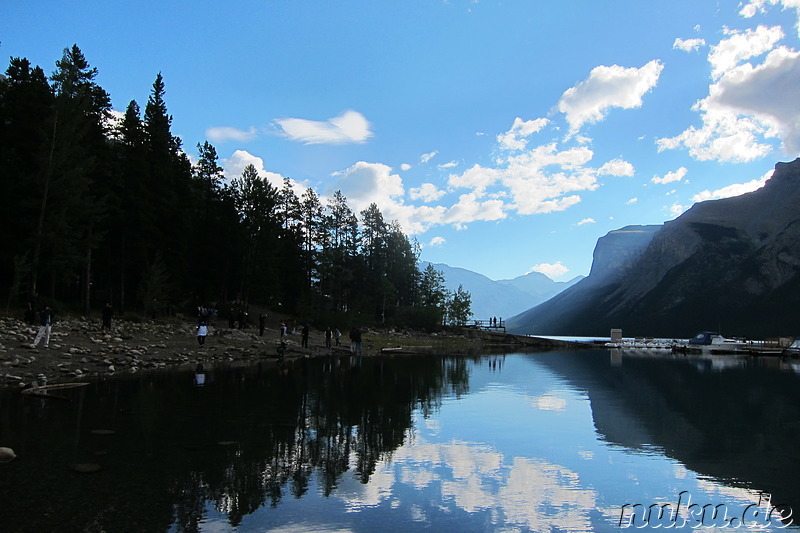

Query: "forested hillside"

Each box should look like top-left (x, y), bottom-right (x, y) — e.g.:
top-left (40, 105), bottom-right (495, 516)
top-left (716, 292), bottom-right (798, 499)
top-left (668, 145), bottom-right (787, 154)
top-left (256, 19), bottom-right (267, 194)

top-left (0, 45), bottom-right (469, 328)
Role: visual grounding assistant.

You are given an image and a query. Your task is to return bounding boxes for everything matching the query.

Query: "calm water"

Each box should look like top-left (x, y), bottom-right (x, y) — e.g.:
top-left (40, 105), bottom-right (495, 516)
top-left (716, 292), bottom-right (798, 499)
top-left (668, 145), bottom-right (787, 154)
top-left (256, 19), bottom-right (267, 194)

top-left (2, 349), bottom-right (799, 532)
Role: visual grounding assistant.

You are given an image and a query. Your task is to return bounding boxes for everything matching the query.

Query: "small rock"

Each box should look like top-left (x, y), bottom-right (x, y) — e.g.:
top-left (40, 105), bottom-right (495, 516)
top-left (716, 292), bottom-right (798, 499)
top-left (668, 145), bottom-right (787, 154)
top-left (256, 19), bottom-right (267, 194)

top-left (0, 447), bottom-right (16, 463)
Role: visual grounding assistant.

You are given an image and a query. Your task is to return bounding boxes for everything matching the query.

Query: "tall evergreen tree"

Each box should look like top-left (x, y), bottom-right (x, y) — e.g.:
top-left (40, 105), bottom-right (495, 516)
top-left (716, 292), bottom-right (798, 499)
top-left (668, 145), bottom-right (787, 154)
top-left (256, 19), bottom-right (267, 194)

top-left (0, 57), bottom-right (54, 304)
top-left (31, 45), bottom-right (111, 309)
top-left (141, 73), bottom-right (193, 308)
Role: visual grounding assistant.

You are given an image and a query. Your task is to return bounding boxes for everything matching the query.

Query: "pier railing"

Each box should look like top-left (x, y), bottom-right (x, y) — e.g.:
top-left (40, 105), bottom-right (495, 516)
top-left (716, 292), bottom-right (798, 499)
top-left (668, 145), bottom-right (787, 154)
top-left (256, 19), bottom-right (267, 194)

top-left (471, 319), bottom-right (505, 332)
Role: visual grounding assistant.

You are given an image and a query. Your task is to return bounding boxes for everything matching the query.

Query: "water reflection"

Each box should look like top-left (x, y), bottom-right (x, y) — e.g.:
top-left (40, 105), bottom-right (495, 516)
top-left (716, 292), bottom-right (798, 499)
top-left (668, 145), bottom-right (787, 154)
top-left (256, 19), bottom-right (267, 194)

top-left (0, 351), bottom-right (798, 532)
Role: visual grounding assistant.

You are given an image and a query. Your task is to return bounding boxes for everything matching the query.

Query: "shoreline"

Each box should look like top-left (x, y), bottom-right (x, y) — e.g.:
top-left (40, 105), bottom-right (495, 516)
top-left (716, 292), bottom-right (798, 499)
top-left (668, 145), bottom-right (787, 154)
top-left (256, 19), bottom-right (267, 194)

top-left (0, 315), bottom-right (488, 389)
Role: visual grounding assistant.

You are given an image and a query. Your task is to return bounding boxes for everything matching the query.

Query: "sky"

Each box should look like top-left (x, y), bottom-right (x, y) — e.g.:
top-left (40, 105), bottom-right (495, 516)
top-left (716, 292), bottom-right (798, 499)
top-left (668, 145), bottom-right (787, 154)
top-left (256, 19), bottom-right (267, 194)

top-left (3, 0), bottom-right (800, 281)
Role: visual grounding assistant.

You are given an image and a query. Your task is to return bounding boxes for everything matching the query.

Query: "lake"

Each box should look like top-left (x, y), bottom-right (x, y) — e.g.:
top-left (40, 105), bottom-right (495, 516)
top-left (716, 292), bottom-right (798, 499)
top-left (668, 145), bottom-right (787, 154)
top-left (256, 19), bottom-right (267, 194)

top-left (1, 349), bottom-right (799, 532)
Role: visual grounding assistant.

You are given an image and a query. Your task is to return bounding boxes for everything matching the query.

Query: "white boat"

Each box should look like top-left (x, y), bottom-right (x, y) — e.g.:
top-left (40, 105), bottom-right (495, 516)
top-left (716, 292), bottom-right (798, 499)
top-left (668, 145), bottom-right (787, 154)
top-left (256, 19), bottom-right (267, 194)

top-left (675, 331), bottom-right (750, 354)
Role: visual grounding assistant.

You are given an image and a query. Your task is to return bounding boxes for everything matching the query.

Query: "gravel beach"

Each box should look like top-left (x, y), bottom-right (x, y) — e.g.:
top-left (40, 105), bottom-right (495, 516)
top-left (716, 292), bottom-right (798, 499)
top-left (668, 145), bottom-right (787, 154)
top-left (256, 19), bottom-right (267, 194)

top-left (0, 314), bottom-right (480, 389)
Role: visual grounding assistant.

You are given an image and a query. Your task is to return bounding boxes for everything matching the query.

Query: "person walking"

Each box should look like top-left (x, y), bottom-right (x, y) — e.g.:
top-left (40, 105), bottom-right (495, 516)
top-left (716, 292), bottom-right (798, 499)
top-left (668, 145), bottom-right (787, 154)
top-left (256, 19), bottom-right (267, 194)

top-left (259, 313), bottom-right (266, 336)
top-left (325, 327), bottom-right (332, 349)
top-left (31, 305), bottom-right (54, 349)
top-left (334, 328), bottom-right (341, 346)
top-left (301, 323), bottom-right (310, 348)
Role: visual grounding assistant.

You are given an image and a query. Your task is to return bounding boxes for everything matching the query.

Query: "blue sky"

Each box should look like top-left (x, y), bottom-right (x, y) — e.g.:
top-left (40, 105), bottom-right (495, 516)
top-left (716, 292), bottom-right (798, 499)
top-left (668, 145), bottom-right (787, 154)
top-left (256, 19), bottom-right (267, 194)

top-left (4, 0), bottom-right (800, 281)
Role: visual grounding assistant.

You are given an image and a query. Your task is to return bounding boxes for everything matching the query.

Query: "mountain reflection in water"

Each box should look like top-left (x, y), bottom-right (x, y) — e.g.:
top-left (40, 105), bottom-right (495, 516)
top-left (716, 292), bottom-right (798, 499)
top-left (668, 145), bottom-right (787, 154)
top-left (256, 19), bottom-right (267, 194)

top-left (0, 350), bottom-right (798, 532)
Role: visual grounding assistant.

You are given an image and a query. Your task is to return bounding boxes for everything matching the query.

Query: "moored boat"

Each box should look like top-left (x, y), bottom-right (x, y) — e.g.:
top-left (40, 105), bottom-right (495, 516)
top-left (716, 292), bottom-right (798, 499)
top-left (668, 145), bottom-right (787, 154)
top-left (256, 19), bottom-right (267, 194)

top-left (675, 331), bottom-right (750, 354)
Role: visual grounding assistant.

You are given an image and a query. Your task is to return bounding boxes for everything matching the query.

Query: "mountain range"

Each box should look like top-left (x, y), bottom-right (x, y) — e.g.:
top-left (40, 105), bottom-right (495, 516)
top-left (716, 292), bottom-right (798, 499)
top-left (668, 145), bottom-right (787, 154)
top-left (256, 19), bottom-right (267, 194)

top-left (506, 158), bottom-right (800, 339)
top-left (420, 262), bottom-right (581, 321)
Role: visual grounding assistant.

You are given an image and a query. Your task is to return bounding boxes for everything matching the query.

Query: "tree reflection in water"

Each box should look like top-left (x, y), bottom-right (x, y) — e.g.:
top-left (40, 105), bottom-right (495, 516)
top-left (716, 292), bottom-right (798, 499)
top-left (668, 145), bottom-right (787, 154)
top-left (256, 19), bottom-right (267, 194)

top-left (0, 354), bottom-right (479, 532)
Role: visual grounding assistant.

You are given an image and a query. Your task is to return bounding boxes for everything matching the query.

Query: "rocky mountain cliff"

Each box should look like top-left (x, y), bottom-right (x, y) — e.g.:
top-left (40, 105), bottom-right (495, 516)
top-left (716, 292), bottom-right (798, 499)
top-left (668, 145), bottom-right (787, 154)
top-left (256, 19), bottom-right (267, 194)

top-left (507, 158), bottom-right (800, 339)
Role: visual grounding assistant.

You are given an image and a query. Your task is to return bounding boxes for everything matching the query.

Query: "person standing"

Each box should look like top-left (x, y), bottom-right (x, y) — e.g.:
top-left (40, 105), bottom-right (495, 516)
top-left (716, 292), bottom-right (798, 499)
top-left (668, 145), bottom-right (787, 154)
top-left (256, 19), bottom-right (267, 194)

top-left (301, 323), bottom-right (310, 348)
top-left (197, 321), bottom-right (208, 346)
top-left (31, 305), bottom-right (54, 349)
top-left (325, 327), bottom-right (332, 349)
top-left (102, 302), bottom-right (113, 334)
top-left (259, 313), bottom-right (266, 336)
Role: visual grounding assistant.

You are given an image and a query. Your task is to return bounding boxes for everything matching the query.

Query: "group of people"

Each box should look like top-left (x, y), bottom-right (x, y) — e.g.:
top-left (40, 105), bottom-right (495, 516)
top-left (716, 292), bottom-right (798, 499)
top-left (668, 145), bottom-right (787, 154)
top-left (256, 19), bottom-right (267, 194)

top-left (24, 296), bottom-right (365, 355)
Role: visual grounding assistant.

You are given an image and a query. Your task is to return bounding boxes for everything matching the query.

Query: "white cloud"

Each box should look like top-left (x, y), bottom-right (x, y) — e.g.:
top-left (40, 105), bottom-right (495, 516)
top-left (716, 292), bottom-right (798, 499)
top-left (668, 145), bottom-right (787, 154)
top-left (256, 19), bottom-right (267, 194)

top-left (329, 161), bottom-right (404, 211)
top-left (438, 161), bottom-right (458, 169)
top-left (501, 144), bottom-right (596, 215)
top-left (274, 110), bottom-right (372, 145)
top-left (327, 162), bottom-right (446, 234)
top-left (222, 149), bottom-right (287, 189)
top-left (401, 163), bottom-right (412, 171)
top-left (652, 166), bottom-right (688, 184)
top-left (626, 197), bottom-right (638, 204)
top-left (598, 158), bottom-right (635, 176)
top-left (557, 60), bottom-right (664, 134)
top-left (669, 202), bottom-right (689, 218)
top-left (528, 261), bottom-right (569, 279)
top-left (658, 26), bottom-right (800, 161)
top-left (445, 141), bottom-right (610, 220)
top-left (576, 218), bottom-right (596, 226)
top-left (740, 0), bottom-right (800, 37)
top-left (691, 169), bottom-right (772, 202)
top-left (497, 117), bottom-right (549, 150)
top-left (448, 164), bottom-right (502, 193)
top-left (708, 25), bottom-right (784, 80)
top-left (206, 126), bottom-right (258, 143)
top-left (443, 192), bottom-right (506, 230)
top-left (409, 183), bottom-right (446, 202)
top-left (674, 37), bottom-right (706, 52)
top-left (428, 236), bottom-right (447, 247)
top-left (420, 150), bottom-right (438, 163)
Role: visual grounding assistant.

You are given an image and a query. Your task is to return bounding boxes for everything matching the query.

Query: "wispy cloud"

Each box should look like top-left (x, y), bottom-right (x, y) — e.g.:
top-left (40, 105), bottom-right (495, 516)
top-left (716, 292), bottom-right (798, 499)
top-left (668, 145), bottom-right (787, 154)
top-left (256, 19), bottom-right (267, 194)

top-left (206, 126), bottom-right (258, 143)
top-left (420, 150), bottom-right (438, 163)
top-left (428, 236), bottom-right (446, 247)
top-left (274, 110), bottom-right (373, 145)
top-left (576, 218), bottom-right (596, 226)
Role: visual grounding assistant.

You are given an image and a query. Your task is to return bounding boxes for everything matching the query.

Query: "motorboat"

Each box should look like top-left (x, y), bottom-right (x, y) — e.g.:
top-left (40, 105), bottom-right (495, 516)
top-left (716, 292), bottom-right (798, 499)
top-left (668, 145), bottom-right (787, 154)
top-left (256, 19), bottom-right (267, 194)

top-left (675, 331), bottom-right (750, 354)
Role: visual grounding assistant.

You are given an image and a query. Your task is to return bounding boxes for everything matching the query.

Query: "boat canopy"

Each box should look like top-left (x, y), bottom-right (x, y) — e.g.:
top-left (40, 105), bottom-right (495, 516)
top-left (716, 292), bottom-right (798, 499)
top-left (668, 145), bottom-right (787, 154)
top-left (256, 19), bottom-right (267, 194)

top-left (687, 331), bottom-right (718, 345)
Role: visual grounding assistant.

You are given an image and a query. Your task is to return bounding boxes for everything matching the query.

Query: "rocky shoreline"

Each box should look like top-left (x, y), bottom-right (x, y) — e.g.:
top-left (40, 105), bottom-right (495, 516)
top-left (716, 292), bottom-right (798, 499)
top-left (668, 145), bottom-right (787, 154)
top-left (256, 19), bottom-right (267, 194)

top-left (0, 315), bottom-right (483, 389)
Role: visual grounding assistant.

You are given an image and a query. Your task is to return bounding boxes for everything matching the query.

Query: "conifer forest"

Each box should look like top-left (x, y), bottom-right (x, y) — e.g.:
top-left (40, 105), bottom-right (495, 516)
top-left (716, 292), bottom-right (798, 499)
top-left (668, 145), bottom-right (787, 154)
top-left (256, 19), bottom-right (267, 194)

top-left (0, 45), bottom-right (471, 328)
